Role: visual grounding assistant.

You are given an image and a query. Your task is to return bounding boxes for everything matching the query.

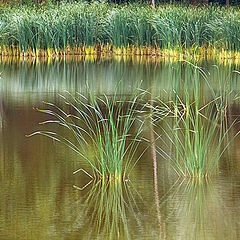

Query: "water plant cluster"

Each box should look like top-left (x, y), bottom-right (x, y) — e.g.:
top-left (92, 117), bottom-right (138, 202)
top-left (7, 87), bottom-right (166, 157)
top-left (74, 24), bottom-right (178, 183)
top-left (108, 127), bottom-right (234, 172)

top-left (28, 65), bottom-right (240, 180)
top-left (28, 90), bottom-right (147, 181)
top-left (1, 2), bottom-right (240, 58)
top-left (153, 69), bottom-right (236, 178)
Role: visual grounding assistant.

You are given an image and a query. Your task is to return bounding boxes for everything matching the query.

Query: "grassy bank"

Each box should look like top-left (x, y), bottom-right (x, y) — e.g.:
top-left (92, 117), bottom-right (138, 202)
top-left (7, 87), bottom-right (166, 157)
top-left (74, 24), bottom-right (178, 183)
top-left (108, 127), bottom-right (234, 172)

top-left (1, 2), bottom-right (240, 58)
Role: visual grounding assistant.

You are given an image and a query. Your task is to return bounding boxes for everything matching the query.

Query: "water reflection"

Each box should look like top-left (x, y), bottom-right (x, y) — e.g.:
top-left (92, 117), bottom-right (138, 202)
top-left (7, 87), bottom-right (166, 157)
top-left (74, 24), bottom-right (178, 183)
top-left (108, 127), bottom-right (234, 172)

top-left (73, 180), bottom-right (136, 239)
top-left (161, 178), bottom-right (240, 240)
top-left (0, 57), bottom-right (239, 239)
top-left (0, 57), bottom-right (240, 97)
top-left (0, 98), bottom-right (240, 239)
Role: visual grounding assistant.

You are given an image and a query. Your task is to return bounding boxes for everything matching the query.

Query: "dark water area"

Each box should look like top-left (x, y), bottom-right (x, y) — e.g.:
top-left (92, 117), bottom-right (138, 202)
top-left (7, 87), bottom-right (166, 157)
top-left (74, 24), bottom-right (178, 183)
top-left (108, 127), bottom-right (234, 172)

top-left (0, 57), bottom-right (240, 239)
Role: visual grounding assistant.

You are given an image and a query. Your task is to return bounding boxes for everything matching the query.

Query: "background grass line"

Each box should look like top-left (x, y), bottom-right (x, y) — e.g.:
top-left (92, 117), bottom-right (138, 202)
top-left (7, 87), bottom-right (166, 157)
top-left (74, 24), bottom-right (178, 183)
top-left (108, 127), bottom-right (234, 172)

top-left (1, 2), bottom-right (240, 57)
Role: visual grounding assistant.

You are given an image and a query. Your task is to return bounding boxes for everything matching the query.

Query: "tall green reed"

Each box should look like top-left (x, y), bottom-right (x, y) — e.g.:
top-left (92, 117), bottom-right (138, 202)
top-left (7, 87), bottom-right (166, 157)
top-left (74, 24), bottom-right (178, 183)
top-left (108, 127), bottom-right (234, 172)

top-left (27, 90), bottom-right (147, 181)
top-left (1, 3), bottom-right (240, 52)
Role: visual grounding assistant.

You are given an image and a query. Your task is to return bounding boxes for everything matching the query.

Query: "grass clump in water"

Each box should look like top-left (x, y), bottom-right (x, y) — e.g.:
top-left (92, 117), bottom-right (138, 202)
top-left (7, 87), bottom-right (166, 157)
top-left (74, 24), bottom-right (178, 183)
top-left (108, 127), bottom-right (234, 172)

top-left (27, 90), bottom-right (147, 181)
top-left (152, 66), bottom-right (239, 178)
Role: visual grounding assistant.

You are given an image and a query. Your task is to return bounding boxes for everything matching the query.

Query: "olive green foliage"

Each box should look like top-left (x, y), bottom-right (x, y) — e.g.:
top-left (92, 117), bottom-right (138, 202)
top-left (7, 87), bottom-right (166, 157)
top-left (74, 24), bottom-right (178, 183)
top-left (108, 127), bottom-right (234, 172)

top-left (1, 2), bottom-right (240, 51)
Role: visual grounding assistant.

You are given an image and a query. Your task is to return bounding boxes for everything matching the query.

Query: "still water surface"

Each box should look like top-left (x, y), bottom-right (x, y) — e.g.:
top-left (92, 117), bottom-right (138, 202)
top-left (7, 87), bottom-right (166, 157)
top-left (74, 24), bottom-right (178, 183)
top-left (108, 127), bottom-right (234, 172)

top-left (0, 57), bottom-right (240, 240)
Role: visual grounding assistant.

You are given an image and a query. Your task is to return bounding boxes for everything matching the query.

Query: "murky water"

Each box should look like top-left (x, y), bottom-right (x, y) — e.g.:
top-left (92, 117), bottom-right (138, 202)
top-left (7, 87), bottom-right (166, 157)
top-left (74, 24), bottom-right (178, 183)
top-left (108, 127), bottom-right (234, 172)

top-left (0, 57), bottom-right (240, 240)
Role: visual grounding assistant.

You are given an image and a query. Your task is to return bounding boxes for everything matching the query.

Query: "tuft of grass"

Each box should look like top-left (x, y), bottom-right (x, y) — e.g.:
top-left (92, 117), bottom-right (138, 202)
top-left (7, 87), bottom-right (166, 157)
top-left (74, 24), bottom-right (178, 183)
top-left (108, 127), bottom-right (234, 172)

top-left (152, 65), bottom-right (240, 178)
top-left (27, 90), bottom-right (147, 181)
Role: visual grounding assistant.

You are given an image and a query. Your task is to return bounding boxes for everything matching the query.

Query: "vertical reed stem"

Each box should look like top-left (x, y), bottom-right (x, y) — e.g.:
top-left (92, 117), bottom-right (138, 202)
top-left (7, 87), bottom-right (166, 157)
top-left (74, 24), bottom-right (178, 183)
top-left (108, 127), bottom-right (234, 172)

top-left (150, 99), bottom-right (165, 238)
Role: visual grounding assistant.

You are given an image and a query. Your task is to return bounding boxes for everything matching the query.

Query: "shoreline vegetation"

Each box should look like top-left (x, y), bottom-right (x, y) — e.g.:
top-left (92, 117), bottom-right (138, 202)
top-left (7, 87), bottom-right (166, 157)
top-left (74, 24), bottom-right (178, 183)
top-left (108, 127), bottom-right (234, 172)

top-left (1, 52), bottom-right (240, 65)
top-left (1, 2), bottom-right (240, 59)
top-left (2, 45), bottom-right (240, 62)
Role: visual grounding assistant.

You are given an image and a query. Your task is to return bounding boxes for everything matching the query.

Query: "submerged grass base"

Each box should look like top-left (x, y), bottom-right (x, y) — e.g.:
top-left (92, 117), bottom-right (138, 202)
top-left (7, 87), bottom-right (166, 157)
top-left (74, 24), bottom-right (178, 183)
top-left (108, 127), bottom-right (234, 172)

top-left (72, 168), bottom-right (127, 184)
top-left (100, 174), bottom-right (127, 183)
top-left (2, 44), bottom-right (240, 63)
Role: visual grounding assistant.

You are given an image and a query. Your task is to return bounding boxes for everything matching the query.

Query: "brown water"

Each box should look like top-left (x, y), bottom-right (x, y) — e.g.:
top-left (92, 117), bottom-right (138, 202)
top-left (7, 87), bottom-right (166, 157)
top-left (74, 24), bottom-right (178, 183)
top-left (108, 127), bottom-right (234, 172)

top-left (0, 57), bottom-right (240, 240)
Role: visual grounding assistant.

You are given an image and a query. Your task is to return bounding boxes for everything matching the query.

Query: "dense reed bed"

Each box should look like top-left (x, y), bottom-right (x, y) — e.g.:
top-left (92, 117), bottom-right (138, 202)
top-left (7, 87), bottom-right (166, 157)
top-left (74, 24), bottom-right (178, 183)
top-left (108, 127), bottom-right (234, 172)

top-left (1, 2), bottom-right (240, 58)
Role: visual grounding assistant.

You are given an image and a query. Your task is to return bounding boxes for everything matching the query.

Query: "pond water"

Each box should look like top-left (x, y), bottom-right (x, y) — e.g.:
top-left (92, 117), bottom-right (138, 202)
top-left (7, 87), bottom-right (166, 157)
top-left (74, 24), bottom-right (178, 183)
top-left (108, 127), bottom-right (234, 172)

top-left (0, 57), bottom-right (240, 240)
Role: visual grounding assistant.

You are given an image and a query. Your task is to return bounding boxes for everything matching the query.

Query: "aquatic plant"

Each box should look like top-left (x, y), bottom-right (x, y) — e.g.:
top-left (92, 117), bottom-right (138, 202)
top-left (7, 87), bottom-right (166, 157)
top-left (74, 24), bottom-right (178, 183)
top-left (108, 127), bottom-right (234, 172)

top-left (1, 3), bottom-right (240, 58)
top-left (152, 65), bottom-right (239, 178)
top-left (27, 90), bottom-right (147, 181)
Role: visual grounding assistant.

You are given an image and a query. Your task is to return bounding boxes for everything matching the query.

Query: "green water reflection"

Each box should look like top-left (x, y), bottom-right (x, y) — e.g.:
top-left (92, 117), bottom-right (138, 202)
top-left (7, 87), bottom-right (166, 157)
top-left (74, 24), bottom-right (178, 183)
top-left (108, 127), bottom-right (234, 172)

top-left (0, 58), bottom-right (239, 239)
top-left (0, 57), bottom-right (240, 97)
